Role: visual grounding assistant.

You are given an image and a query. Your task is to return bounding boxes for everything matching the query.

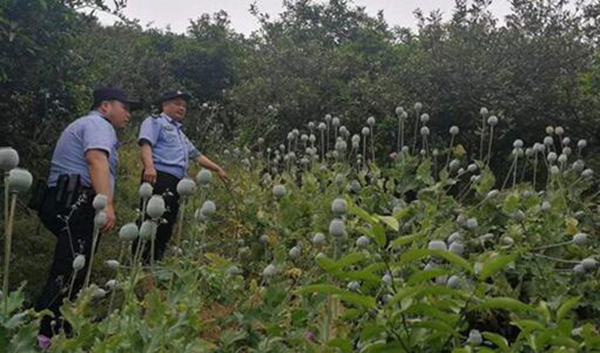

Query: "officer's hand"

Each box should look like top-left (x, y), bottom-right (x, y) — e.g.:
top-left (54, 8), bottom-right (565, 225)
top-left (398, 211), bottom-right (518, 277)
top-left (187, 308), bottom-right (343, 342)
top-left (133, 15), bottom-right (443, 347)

top-left (143, 167), bottom-right (158, 184)
top-left (102, 204), bottom-right (116, 233)
top-left (217, 167), bottom-right (228, 181)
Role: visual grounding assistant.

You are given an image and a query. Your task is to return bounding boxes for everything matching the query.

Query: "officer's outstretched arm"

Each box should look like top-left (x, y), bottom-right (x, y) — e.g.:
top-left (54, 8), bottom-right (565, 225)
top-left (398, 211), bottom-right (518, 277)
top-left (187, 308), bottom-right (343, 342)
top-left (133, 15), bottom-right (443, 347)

top-left (195, 155), bottom-right (227, 181)
top-left (139, 142), bottom-right (157, 184)
top-left (86, 149), bottom-right (115, 232)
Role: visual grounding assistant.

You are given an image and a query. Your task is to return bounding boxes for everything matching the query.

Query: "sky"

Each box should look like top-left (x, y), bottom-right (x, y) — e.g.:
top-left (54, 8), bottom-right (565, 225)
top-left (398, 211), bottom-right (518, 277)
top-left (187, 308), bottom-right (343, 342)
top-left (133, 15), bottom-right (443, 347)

top-left (95, 0), bottom-right (514, 35)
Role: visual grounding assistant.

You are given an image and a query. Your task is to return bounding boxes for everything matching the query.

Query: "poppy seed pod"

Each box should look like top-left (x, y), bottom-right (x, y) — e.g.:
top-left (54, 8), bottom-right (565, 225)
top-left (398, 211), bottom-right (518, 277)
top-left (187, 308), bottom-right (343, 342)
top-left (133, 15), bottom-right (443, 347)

top-left (7, 168), bottom-right (32, 194)
top-left (105, 279), bottom-right (118, 291)
top-left (119, 223), bottom-right (139, 241)
top-left (201, 200), bottom-right (216, 216)
top-left (196, 169), bottom-right (212, 186)
top-left (0, 147), bottom-right (19, 170)
top-left (139, 220), bottom-right (157, 240)
top-left (94, 211), bottom-right (108, 227)
top-left (555, 126), bottom-right (564, 136)
top-left (573, 233), bottom-right (589, 245)
top-left (480, 107), bottom-right (489, 117)
top-left (331, 198), bottom-right (347, 216)
top-left (309, 134), bottom-right (316, 143)
top-left (301, 134), bottom-right (308, 142)
top-left (468, 330), bottom-right (483, 346)
top-left (420, 113), bottom-right (429, 124)
top-left (577, 139), bottom-right (587, 149)
top-left (146, 195), bottom-right (166, 219)
top-left (176, 178), bottom-right (196, 197)
top-left (547, 152), bottom-right (558, 163)
top-left (420, 126), bottom-right (430, 136)
top-left (312, 233), bottom-right (326, 245)
top-left (544, 136), bottom-right (554, 146)
top-left (562, 137), bottom-right (571, 145)
top-left (92, 194), bottom-right (108, 211)
top-left (513, 139), bottom-right (523, 149)
top-left (194, 208), bottom-right (208, 222)
top-left (428, 240), bottom-right (447, 251)
top-left (356, 235), bottom-right (370, 248)
top-left (449, 126), bottom-right (459, 135)
top-left (395, 106), bottom-right (404, 116)
top-left (258, 137), bottom-right (265, 144)
top-left (414, 102), bottom-right (423, 111)
top-left (487, 116), bottom-right (498, 126)
top-left (367, 116), bottom-right (375, 126)
top-left (273, 184), bottom-right (286, 199)
top-left (329, 218), bottom-right (346, 237)
top-left (546, 126), bottom-right (554, 135)
top-left (289, 246), bottom-right (301, 259)
top-left (361, 127), bottom-right (370, 136)
top-left (262, 264), bottom-right (277, 277)
top-left (318, 122), bottom-right (326, 131)
top-left (139, 183), bottom-right (153, 199)
top-left (324, 114), bottom-right (332, 122)
top-left (105, 260), bottom-right (119, 270)
top-left (449, 159), bottom-right (460, 171)
top-left (308, 122), bottom-right (315, 130)
top-left (92, 287), bottom-right (107, 300)
top-left (72, 254), bottom-right (85, 271)
top-left (332, 117), bottom-right (340, 127)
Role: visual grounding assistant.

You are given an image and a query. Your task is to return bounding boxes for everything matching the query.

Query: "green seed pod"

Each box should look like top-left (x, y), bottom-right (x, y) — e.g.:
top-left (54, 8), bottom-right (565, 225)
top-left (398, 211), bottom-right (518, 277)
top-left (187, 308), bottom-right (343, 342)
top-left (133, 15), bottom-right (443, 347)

top-left (367, 116), bottom-right (375, 126)
top-left (414, 102), bottom-right (423, 112)
top-left (468, 330), bottom-right (483, 346)
top-left (262, 264), bottom-right (277, 277)
top-left (356, 236), bottom-right (370, 248)
top-left (447, 275), bottom-right (461, 289)
top-left (227, 265), bottom-right (241, 276)
top-left (449, 126), bottom-right (459, 135)
top-left (487, 116), bottom-right (498, 126)
top-left (72, 254), bottom-right (85, 271)
top-left (0, 147), bottom-right (19, 170)
top-left (273, 185), bottom-right (286, 199)
top-left (573, 233), bottom-right (589, 245)
top-left (177, 178), bottom-right (196, 197)
top-left (139, 182), bottom-right (153, 199)
top-left (347, 281), bottom-right (360, 291)
top-left (92, 286), bottom-right (107, 300)
top-left (139, 220), bottom-right (157, 241)
top-left (94, 211), bottom-right (107, 227)
top-left (331, 198), bottom-right (347, 216)
top-left (119, 223), bottom-right (139, 241)
top-left (449, 242), bottom-right (464, 256)
top-left (582, 258), bottom-right (597, 271)
top-left (312, 233), bottom-right (326, 246)
top-left (289, 246), bottom-right (301, 259)
top-left (147, 195), bottom-right (166, 218)
top-left (428, 240), bottom-right (447, 251)
top-left (329, 218), bottom-right (346, 238)
top-left (92, 194), bottom-right (108, 211)
top-left (196, 169), bottom-right (213, 187)
top-left (201, 200), bottom-right (216, 216)
top-left (7, 168), bottom-right (32, 194)
top-left (105, 279), bottom-right (118, 291)
top-left (105, 260), bottom-right (119, 270)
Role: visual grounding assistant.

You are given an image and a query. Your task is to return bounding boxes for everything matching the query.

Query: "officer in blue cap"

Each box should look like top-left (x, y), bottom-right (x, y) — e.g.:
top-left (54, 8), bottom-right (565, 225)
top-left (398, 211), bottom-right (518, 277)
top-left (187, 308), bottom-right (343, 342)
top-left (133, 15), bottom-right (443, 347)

top-left (34, 87), bottom-right (140, 349)
top-left (137, 90), bottom-right (226, 262)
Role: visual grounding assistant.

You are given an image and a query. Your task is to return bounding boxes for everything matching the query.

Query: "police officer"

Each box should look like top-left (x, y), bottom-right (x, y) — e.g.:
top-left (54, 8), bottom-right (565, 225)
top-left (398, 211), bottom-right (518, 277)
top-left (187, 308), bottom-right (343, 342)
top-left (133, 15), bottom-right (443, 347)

top-left (136, 90), bottom-right (226, 262)
top-left (35, 88), bottom-right (140, 349)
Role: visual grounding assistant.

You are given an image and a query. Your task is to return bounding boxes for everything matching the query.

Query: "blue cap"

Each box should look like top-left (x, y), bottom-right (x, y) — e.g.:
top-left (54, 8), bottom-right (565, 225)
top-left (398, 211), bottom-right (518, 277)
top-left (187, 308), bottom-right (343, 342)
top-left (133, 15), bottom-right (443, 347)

top-left (92, 88), bottom-right (142, 110)
top-left (161, 90), bottom-right (191, 103)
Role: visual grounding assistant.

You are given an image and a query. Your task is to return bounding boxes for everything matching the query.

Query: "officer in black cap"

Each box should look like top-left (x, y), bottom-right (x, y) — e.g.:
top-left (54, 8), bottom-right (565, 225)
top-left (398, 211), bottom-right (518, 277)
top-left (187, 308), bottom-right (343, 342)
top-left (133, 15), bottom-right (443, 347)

top-left (35, 87), bottom-right (140, 349)
top-left (136, 90), bottom-right (226, 262)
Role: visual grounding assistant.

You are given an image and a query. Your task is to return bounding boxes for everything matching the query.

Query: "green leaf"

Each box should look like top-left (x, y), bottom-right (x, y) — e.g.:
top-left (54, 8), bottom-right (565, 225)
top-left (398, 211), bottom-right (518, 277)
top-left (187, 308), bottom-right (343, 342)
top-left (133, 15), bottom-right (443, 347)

top-left (504, 193), bottom-right (520, 213)
top-left (349, 202), bottom-right (379, 225)
top-left (376, 215), bottom-right (399, 231)
top-left (399, 248), bottom-right (472, 273)
top-left (336, 251), bottom-right (369, 269)
top-left (479, 253), bottom-right (518, 281)
top-left (511, 319), bottom-right (545, 332)
top-left (475, 297), bottom-right (533, 312)
top-left (338, 293), bottom-right (376, 309)
top-left (390, 234), bottom-right (420, 248)
top-left (482, 332), bottom-right (509, 351)
top-left (556, 296), bottom-right (581, 323)
top-left (298, 284), bottom-right (343, 296)
top-left (408, 269), bottom-right (449, 284)
top-left (315, 254), bottom-right (338, 271)
top-left (372, 223), bottom-right (386, 247)
top-left (416, 159), bottom-right (435, 186)
top-left (360, 324), bottom-right (387, 341)
top-left (412, 320), bottom-right (457, 334)
top-left (327, 337), bottom-right (353, 353)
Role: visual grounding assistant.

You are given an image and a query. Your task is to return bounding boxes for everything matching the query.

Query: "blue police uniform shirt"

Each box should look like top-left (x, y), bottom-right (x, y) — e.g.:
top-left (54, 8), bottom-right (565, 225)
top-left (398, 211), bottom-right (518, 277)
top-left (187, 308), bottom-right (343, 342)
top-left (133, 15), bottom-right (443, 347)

top-left (138, 112), bottom-right (201, 179)
top-left (47, 111), bottom-right (119, 191)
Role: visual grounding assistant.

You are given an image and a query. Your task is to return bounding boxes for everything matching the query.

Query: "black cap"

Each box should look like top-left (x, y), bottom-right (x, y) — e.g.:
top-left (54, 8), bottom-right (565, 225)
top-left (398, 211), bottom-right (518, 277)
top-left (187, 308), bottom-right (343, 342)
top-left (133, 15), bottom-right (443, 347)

top-left (92, 88), bottom-right (142, 111)
top-left (160, 90), bottom-right (191, 103)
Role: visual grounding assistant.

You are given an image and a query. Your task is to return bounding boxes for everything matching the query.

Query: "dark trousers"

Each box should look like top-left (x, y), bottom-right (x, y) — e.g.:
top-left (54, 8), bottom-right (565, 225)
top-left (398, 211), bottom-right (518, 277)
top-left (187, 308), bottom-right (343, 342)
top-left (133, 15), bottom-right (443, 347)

top-left (34, 187), bottom-right (97, 338)
top-left (132, 170), bottom-right (180, 263)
